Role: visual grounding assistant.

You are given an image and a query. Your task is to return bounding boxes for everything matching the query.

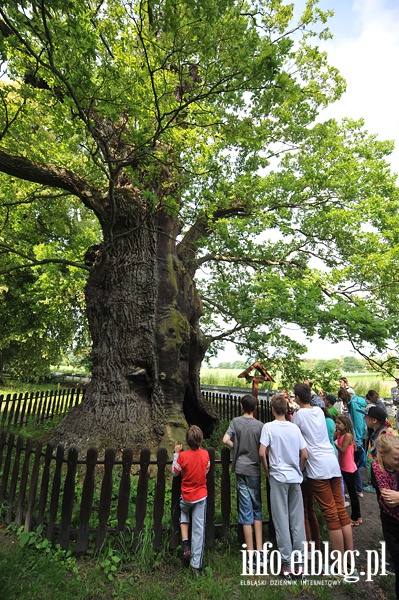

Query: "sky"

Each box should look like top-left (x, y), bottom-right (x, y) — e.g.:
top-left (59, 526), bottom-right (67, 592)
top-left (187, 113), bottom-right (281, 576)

top-left (211, 0), bottom-right (399, 365)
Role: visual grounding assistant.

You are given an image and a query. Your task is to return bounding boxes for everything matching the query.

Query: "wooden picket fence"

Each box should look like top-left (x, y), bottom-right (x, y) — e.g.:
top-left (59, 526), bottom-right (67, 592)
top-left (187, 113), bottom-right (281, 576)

top-left (0, 388), bottom-right (84, 428)
top-left (202, 390), bottom-right (274, 423)
top-left (0, 386), bottom-right (274, 553)
top-left (0, 387), bottom-right (273, 428)
top-left (0, 430), bottom-right (271, 554)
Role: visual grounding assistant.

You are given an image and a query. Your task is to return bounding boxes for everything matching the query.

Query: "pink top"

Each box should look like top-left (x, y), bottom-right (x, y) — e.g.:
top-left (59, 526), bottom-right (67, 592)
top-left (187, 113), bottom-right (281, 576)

top-left (336, 433), bottom-right (357, 473)
top-left (372, 460), bottom-right (399, 520)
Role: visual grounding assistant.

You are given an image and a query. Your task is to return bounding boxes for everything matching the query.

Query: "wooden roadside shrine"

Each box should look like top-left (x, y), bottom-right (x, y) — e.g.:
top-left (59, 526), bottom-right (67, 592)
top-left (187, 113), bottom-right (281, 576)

top-left (238, 361), bottom-right (275, 399)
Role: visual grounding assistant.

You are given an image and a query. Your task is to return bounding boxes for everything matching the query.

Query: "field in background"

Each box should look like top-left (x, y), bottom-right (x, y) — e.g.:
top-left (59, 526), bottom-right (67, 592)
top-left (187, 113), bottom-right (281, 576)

top-left (200, 368), bottom-right (397, 398)
top-left (200, 368), bottom-right (275, 390)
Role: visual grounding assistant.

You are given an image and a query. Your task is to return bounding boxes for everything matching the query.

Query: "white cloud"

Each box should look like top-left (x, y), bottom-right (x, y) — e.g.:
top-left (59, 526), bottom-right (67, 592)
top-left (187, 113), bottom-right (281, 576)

top-left (321, 0), bottom-right (399, 172)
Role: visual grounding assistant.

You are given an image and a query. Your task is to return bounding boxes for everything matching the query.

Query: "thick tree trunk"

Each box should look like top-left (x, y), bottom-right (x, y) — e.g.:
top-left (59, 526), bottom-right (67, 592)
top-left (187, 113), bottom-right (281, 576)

top-left (52, 192), bottom-right (217, 454)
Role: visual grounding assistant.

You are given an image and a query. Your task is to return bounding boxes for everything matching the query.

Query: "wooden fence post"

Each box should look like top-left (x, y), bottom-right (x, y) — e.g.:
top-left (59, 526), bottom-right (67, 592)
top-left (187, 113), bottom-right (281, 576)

top-left (8, 393), bottom-right (17, 428)
top-left (5, 434), bottom-right (23, 525)
top-left (31, 392), bottom-right (40, 422)
top-left (0, 430), bottom-right (9, 496)
top-left (15, 436), bottom-right (34, 526)
top-left (117, 448), bottom-right (133, 534)
top-left (35, 391), bottom-right (44, 423)
top-left (0, 431), bottom-right (14, 503)
top-left (59, 446), bottom-right (78, 550)
top-left (76, 447), bottom-right (98, 553)
top-left (54, 389), bottom-right (63, 415)
top-left (220, 446), bottom-right (231, 540)
top-left (24, 392), bottom-right (35, 424)
top-left (133, 448), bottom-right (150, 550)
top-left (19, 392), bottom-right (30, 426)
top-left (0, 394), bottom-right (8, 427)
top-left (96, 447), bottom-right (116, 550)
top-left (47, 444), bottom-right (65, 542)
top-left (24, 440), bottom-right (43, 531)
top-left (169, 467), bottom-right (181, 550)
top-left (37, 442), bottom-right (55, 525)
top-left (39, 391), bottom-right (49, 422)
top-left (205, 448), bottom-right (215, 547)
top-left (153, 447), bottom-right (167, 551)
top-left (13, 393), bottom-right (23, 427)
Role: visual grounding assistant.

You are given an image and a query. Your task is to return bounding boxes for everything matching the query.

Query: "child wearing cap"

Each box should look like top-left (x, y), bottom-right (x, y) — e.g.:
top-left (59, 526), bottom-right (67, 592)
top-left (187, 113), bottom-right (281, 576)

top-left (359, 405), bottom-right (387, 493)
top-left (363, 405), bottom-right (387, 459)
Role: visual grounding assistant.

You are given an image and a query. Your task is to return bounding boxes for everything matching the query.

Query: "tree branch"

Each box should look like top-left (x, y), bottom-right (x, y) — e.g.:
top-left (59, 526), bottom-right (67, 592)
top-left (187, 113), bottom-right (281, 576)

top-left (0, 148), bottom-right (104, 217)
top-left (177, 205), bottom-right (250, 274)
top-left (348, 338), bottom-right (397, 379)
top-left (196, 252), bottom-right (304, 271)
top-left (0, 253), bottom-right (89, 275)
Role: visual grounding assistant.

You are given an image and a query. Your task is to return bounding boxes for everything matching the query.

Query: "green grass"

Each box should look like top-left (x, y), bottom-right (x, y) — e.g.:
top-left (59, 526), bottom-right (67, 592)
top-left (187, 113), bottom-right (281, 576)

top-left (0, 403), bottom-right (396, 599)
top-left (341, 373), bottom-right (394, 397)
top-left (1, 527), bottom-right (362, 600)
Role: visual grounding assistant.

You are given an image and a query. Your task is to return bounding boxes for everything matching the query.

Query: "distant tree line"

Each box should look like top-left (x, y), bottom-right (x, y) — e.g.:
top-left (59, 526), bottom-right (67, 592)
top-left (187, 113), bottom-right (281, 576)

top-left (216, 356), bottom-right (366, 373)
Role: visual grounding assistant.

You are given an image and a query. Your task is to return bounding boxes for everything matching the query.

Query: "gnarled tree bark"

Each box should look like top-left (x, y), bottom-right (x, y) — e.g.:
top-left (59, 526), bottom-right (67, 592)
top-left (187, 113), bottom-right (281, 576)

top-left (50, 189), bottom-right (217, 453)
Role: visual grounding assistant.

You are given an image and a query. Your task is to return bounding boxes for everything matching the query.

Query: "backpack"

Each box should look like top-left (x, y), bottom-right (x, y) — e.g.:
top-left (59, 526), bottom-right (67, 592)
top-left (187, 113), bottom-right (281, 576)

top-left (354, 442), bottom-right (367, 469)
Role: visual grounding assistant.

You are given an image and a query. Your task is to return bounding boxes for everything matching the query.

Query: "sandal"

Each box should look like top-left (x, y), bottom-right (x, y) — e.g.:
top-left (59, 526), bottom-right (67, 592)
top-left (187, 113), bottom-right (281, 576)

top-left (357, 518), bottom-right (363, 524)
top-left (350, 519), bottom-right (360, 526)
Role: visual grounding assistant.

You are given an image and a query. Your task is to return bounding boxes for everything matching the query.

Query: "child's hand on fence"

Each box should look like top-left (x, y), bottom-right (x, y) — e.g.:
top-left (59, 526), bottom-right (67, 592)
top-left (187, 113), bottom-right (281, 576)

top-left (174, 443), bottom-right (183, 453)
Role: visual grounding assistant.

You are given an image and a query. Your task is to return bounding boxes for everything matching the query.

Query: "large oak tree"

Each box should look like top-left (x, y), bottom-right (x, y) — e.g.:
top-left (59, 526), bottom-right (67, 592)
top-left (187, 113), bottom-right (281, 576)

top-left (1, 1), bottom-right (398, 451)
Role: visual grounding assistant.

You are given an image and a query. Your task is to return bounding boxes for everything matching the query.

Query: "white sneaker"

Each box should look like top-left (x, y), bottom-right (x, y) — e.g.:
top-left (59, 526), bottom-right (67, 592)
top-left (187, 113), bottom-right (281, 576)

top-left (344, 501), bottom-right (350, 507)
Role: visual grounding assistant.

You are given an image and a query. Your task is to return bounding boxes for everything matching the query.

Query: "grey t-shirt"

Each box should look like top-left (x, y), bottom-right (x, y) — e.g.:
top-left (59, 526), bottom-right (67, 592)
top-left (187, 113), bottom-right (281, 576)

top-left (226, 416), bottom-right (264, 476)
top-left (391, 386), bottom-right (399, 405)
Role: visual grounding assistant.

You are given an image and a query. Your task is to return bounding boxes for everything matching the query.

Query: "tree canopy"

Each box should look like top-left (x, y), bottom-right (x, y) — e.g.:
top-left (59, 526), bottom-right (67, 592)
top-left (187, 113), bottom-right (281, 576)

top-left (0, 0), bottom-right (398, 448)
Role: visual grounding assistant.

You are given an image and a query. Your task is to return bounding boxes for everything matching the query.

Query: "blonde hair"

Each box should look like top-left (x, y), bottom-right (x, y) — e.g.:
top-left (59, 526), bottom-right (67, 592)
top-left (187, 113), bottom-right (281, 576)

top-left (375, 433), bottom-right (399, 472)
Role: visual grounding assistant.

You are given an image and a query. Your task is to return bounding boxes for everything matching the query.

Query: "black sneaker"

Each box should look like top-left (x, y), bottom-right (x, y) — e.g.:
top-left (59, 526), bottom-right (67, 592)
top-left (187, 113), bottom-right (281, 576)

top-left (182, 541), bottom-right (191, 567)
top-left (294, 568), bottom-right (307, 583)
top-left (253, 551), bottom-right (264, 570)
top-left (281, 567), bottom-right (293, 581)
top-left (385, 561), bottom-right (395, 575)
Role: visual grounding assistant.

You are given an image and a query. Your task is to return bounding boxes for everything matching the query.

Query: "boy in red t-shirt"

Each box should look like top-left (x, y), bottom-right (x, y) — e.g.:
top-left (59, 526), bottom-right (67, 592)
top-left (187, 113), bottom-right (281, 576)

top-left (172, 425), bottom-right (210, 573)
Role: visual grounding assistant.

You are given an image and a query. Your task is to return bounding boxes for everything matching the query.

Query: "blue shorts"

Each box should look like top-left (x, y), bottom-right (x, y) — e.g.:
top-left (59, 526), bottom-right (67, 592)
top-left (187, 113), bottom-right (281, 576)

top-left (236, 474), bottom-right (262, 525)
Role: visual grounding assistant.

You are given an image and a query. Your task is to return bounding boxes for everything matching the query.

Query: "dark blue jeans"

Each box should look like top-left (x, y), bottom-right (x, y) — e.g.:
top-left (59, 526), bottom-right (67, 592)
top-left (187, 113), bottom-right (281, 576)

top-left (380, 510), bottom-right (399, 599)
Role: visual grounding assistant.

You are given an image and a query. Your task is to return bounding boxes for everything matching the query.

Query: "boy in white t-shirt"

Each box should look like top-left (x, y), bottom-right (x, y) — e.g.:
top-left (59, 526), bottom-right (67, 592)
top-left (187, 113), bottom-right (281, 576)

top-left (259, 394), bottom-right (308, 580)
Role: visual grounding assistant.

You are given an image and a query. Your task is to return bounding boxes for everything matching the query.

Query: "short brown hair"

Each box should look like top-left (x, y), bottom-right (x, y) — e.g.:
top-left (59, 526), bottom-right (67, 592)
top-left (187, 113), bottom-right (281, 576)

top-left (271, 394), bottom-right (287, 416)
top-left (240, 394), bottom-right (257, 414)
top-left (294, 383), bottom-right (311, 404)
top-left (186, 425), bottom-right (203, 450)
